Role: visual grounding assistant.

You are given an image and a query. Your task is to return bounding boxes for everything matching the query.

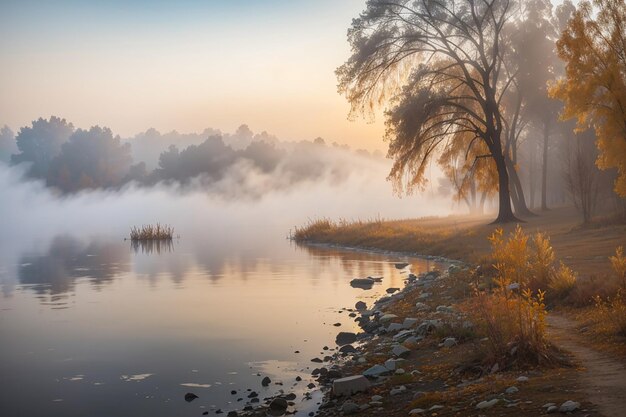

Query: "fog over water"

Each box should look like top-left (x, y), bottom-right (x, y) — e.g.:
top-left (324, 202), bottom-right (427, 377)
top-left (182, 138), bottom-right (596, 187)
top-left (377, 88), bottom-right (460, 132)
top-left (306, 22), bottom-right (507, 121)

top-left (0, 160), bottom-right (450, 417)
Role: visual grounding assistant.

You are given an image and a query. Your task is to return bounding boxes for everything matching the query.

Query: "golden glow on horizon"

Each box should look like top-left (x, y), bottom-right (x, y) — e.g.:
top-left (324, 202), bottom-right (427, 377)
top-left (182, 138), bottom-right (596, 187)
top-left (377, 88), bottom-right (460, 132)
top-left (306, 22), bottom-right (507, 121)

top-left (0, 1), bottom-right (386, 150)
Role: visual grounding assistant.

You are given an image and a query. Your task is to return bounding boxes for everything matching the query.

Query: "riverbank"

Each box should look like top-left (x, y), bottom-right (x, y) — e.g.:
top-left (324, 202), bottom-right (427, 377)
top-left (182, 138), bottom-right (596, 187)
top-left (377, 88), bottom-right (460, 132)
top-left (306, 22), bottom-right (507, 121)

top-left (309, 265), bottom-right (599, 416)
top-left (293, 206), bottom-right (626, 416)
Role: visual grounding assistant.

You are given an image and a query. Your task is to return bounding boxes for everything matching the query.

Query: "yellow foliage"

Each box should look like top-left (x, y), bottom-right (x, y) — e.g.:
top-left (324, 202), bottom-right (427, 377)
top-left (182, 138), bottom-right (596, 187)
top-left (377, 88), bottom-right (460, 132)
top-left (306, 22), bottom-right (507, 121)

top-left (594, 291), bottom-right (626, 337)
top-left (610, 246), bottom-right (626, 288)
top-left (549, 262), bottom-right (577, 297)
top-left (549, 0), bottom-right (626, 196)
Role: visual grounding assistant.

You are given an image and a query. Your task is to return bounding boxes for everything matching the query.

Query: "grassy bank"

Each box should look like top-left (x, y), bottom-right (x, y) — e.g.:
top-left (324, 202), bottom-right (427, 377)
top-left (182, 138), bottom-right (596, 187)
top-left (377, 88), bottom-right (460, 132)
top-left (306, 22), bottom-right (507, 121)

top-left (294, 206), bottom-right (626, 278)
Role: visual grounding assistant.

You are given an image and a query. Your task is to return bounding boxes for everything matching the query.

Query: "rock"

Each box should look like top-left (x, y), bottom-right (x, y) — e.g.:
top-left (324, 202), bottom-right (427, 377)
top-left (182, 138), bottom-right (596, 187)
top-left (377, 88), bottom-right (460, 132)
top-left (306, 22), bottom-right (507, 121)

top-left (227, 412), bottom-right (238, 417)
top-left (333, 322), bottom-right (342, 327)
top-left (379, 313), bottom-right (399, 322)
top-left (558, 400), bottom-right (580, 413)
top-left (336, 332), bottom-right (357, 346)
top-left (307, 383), bottom-right (316, 389)
top-left (387, 323), bottom-right (403, 332)
top-left (395, 262), bottom-right (410, 269)
top-left (247, 391), bottom-right (258, 398)
top-left (350, 278), bottom-right (375, 289)
top-left (442, 337), bottom-right (457, 348)
top-left (505, 386), bottom-right (519, 394)
top-left (332, 375), bottom-right (371, 397)
top-left (394, 368), bottom-right (405, 375)
top-left (184, 392), bottom-right (198, 402)
top-left (371, 395), bottom-right (383, 402)
top-left (415, 302), bottom-right (430, 311)
top-left (516, 376), bottom-right (529, 382)
top-left (284, 393), bottom-right (297, 400)
top-left (389, 385), bottom-right (406, 395)
top-left (409, 408), bottom-right (426, 414)
top-left (507, 282), bottom-right (520, 291)
top-left (341, 401), bottom-right (360, 415)
top-left (269, 398), bottom-right (289, 412)
top-left (392, 345), bottom-right (411, 358)
top-left (476, 399), bottom-right (499, 409)
top-left (429, 405), bottom-right (444, 411)
top-left (405, 335), bottom-right (422, 345)
top-left (547, 405), bottom-right (558, 413)
top-left (436, 305), bottom-right (454, 313)
top-left (339, 344), bottom-right (357, 353)
top-left (402, 318), bottom-right (419, 328)
top-left (384, 359), bottom-right (397, 370)
top-left (295, 376), bottom-right (302, 381)
top-left (261, 376), bottom-right (271, 386)
top-left (328, 369), bottom-right (343, 379)
top-left (355, 301), bottom-right (367, 311)
top-left (543, 403), bottom-right (556, 408)
top-left (393, 329), bottom-right (414, 341)
top-left (230, 390), bottom-right (237, 395)
top-left (418, 292), bottom-right (431, 299)
top-left (362, 364), bottom-right (391, 378)
top-left (311, 358), bottom-right (323, 363)
top-left (386, 287), bottom-right (400, 294)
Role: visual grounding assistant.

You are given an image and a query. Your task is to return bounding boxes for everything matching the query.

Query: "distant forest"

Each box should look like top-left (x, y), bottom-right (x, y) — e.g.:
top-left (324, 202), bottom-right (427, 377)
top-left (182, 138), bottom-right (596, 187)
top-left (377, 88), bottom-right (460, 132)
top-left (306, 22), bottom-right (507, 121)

top-left (0, 117), bottom-right (383, 195)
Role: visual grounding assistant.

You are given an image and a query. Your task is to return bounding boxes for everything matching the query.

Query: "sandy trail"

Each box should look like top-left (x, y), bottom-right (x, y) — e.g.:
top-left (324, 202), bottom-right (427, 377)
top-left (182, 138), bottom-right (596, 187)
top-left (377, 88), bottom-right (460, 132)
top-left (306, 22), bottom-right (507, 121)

top-left (548, 314), bottom-right (626, 417)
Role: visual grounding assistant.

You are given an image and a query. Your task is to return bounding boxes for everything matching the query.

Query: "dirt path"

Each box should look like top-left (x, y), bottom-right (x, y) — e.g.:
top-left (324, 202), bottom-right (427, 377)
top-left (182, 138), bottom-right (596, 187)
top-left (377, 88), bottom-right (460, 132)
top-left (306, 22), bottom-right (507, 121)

top-left (548, 314), bottom-right (626, 417)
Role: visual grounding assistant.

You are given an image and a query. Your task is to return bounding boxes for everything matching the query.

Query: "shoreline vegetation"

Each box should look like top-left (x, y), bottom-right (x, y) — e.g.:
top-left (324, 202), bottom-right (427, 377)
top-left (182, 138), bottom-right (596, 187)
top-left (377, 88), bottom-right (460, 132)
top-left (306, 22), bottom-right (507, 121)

top-left (288, 206), bottom-right (626, 417)
top-left (129, 223), bottom-right (175, 241)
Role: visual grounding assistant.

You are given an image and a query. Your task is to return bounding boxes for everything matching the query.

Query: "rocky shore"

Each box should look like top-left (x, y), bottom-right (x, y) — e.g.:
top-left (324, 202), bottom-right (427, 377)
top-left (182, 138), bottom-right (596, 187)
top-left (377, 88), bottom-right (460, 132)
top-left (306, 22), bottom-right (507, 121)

top-left (189, 257), bottom-right (594, 417)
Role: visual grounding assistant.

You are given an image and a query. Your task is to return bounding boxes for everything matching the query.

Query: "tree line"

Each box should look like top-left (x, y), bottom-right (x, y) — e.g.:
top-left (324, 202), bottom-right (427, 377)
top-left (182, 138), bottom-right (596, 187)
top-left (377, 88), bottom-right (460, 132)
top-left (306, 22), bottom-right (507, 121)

top-left (338, 0), bottom-right (626, 223)
top-left (0, 117), bottom-right (382, 194)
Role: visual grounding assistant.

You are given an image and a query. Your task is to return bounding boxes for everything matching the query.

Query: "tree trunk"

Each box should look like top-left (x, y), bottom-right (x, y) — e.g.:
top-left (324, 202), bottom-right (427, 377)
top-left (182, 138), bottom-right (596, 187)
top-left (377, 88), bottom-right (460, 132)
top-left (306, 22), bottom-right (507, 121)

top-left (529, 141), bottom-right (536, 210)
top-left (541, 122), bottom-right (550, 211)
top-left (506, 156), bottom-right (535, 217)
top-left (493, 153), bottom-right (519, 223)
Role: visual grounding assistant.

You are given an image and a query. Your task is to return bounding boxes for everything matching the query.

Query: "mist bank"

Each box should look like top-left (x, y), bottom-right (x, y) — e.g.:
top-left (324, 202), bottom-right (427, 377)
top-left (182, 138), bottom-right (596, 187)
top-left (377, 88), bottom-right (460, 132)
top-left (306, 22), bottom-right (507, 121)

top-left (0, 117), bottom-right (386, 197)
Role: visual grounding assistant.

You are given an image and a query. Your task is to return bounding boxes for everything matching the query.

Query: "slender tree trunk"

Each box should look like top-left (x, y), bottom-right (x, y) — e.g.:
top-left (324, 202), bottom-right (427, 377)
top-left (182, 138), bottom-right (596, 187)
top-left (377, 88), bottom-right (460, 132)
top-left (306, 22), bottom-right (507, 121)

top-left (541, 122), bottom-right (550, 211)
top-left (493, 152), bottom-right (518, 223)
top-left (479, 190), bottom-right (487, 215)
top-left (529, 141), bottom-right (536, 210)
top-left (506, 156), bottom-right (535, 217)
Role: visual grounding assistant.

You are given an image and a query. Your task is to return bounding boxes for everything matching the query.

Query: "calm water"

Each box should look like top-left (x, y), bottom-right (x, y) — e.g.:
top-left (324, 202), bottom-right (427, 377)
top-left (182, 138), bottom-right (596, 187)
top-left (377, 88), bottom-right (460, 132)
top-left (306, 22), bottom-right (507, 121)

top-left (0, 166), bottom-right (448, 416)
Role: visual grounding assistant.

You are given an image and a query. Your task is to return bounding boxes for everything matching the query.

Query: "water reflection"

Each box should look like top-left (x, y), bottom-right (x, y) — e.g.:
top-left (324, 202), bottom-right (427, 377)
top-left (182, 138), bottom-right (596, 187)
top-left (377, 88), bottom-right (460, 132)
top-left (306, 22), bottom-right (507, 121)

top-left (17, 236), bottom-right (130, 304)
top-left (130, 239), bottom-right (175, 254)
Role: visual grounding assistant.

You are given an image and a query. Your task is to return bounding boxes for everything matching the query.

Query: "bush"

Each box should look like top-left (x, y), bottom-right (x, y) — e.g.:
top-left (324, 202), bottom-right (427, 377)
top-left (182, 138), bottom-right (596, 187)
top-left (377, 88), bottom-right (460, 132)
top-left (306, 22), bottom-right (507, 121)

top-left (468, 226), bottom-right (556, 368)
top-left (593, 291), bottom-right (626, 337)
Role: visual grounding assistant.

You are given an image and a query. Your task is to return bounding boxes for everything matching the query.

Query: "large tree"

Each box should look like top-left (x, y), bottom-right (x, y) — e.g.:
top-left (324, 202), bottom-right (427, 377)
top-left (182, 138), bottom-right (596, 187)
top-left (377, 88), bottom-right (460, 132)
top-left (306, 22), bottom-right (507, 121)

top-left (549, 0), bottom-right (626, 197)
top-left (47, 126), bottom-right (133, 192)
top-left (11, 116), bottom-right (74, 178)
top-left (337, 0), bottom-right (522, 222)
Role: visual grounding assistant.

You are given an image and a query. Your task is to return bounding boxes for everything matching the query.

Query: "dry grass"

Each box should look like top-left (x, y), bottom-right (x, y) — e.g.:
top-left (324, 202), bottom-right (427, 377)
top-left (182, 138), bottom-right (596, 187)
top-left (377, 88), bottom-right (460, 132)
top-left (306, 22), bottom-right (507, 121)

top-left (130, 223), bottom-right (174, 241)
top-left (293, 206), bottom-right (626, 277)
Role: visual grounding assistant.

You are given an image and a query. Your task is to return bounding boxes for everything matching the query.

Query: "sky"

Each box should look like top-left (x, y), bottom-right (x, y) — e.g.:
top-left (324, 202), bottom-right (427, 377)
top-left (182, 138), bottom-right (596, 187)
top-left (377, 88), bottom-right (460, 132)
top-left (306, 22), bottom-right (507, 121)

top-left (0, 0), bottom-right (386, 150)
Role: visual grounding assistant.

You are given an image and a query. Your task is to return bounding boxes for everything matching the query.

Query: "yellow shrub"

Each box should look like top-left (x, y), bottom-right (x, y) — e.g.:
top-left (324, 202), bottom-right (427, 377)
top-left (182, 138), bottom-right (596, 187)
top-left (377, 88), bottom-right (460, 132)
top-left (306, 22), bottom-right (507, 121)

top-left (549, 262), bottom-right (577, 297)
top-left (610, 246), bottom-right (626, 289)
top-left (594, 291), bottom-right (626, 337)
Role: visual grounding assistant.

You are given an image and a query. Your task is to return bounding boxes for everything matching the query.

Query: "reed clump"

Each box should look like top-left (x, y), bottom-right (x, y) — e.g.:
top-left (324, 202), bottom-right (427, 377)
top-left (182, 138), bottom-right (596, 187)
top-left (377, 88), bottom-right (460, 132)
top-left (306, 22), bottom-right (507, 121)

top-left (130, 223), bottom-right (174, 241)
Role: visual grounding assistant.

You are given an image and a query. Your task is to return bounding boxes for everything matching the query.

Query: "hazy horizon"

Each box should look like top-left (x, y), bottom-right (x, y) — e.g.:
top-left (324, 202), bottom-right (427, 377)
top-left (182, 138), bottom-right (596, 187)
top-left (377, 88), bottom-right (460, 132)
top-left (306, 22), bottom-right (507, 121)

top-left (0, 0), bottom-right (387, 151)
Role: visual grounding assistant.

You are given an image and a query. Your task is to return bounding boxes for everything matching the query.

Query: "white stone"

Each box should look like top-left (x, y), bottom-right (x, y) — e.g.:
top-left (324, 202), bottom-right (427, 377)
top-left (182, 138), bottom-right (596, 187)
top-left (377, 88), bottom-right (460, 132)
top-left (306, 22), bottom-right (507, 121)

top-left (476, 399), bottom-right (499, 409)
top-left (379, 313), bottom-right (398, 322)
top-left (409, 408), bottom-right (425, 414)
top-left (559, 400), bottom-right (580, 413)
top-left (505, 386), bottom-right (519, 394)
top-left (516, 376), bottom-right (529, 382)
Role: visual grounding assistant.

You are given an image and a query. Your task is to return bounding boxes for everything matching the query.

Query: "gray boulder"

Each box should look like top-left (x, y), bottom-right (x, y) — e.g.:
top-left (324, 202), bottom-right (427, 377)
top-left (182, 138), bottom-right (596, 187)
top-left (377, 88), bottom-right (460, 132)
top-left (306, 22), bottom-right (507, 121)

top-left (332, 375), bottom-right (371, 397)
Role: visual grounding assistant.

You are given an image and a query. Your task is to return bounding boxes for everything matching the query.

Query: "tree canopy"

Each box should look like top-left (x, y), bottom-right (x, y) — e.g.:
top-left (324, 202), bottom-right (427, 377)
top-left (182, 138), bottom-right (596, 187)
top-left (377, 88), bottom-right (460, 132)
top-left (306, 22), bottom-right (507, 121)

top-left (337, 0), bottom-right (523, 222)
top-left (549, 0), bottom-right (626, 196)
